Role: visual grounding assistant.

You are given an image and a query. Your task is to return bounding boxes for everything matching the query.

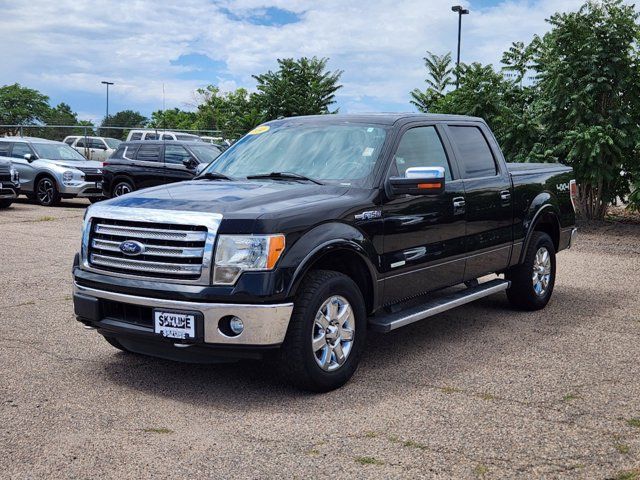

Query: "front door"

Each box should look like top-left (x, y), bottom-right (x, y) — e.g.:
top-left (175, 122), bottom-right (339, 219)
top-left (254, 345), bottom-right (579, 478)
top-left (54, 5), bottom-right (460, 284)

top-left (381, 124), bottom-right (466, 305)
top-left (8, 142), bottom-right (38, 192)
top-left (444, 124), bottom-right (513, 280)
top-left (163, 144), bottom-right (197, 185)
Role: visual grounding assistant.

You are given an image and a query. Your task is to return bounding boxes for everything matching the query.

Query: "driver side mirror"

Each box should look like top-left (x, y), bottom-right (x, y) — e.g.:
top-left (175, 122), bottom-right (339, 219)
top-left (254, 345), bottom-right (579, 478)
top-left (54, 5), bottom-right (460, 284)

top-left (388, 166), bottom-right (446, 196)
top-left (182, 158), bottom-right (199, 170)
top-left (24, 153), bottom-right (34, 162)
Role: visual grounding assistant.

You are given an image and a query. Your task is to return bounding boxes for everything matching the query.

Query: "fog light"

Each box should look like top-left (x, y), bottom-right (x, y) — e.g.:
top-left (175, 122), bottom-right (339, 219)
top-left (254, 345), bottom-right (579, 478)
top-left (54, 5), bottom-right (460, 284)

top-left (229, 316), bottom-right (244, 335)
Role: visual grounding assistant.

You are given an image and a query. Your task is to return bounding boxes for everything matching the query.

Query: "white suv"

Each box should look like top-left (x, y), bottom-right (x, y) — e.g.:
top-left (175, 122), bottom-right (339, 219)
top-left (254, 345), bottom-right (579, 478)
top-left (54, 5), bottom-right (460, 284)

top-left (64, 136), bottom-right (122, 161)
top-left (126, 130), bottom-right (202, 142)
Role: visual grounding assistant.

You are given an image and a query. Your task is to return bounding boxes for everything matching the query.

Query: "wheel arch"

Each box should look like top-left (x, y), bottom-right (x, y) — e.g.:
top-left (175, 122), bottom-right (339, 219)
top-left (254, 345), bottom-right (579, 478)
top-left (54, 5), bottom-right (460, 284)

top-left (520, 202), bottom-right (561, 263)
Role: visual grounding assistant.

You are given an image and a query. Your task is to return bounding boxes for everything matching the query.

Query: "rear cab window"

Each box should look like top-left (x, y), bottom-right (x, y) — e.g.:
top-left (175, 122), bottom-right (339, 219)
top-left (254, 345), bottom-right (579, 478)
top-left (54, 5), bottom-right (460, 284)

top-left (447, 126), bottom-right (498, 179)
top-left (130, 132), bottom-right (143, 141)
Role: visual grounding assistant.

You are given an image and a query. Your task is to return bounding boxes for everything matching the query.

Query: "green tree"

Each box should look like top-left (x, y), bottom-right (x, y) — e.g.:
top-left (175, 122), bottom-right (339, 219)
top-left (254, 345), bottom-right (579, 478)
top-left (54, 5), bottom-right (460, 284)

top-left (531, 0), bottom-right (640, 219)
top-left (253, 57), bottom-right (343, 119)
top-left (0, 83), bottom-right (50, 135)
top-left (100, 110), bottom-right (147, 140)
top-left (410, 52), bottom-right (453, 112)
top-left (38, 102), bottom-right (79, 140)
top-left (148, 108), bottom-right (197, 131)
top-left (195, 86), bottom-right (263, 139)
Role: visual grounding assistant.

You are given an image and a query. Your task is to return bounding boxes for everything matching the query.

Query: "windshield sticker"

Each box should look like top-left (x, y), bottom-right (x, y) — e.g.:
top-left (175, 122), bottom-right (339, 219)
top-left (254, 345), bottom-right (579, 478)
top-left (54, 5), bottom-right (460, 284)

top-left (248, 125), bottom-right (270, 135)
top-left (362, 147), bottom-right (374, 157)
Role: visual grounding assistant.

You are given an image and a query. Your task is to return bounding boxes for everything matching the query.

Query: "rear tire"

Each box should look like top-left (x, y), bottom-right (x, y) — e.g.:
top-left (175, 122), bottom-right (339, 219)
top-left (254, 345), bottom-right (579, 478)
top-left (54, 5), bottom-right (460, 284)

top-left (278, 270), bottom-right (367, 392)
top-left (0, 199), bottom-right (13, 209)
top-left (506, 231), bottom-right (556, 310)
top-left (35, 176), bottom-right (61, 206)
top-left (88, 197), bottom-right (104, 204)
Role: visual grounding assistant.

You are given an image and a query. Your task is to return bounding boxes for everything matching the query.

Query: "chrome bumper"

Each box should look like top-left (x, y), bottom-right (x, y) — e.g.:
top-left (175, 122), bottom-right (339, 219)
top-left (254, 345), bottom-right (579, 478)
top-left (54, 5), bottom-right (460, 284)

top-left (73, 283), bottom-right (293, 346)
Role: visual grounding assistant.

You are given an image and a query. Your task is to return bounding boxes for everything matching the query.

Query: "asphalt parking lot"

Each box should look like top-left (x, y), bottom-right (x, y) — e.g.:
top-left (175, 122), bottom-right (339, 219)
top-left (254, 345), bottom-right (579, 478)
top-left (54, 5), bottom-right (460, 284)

top-left (1, 198), bottom-right (639, 479)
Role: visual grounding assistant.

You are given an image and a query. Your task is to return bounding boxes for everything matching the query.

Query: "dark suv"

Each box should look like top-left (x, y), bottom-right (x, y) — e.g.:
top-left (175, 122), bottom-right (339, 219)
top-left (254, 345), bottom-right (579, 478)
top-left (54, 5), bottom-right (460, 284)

top-left (102, 141), bottom-right (222, 197)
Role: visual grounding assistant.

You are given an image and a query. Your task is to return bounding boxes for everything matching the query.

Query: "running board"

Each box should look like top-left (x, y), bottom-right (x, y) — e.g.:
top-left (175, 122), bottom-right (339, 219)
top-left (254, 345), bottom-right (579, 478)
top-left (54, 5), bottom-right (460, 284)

top-left (368, 279), bottom-right (510, 333)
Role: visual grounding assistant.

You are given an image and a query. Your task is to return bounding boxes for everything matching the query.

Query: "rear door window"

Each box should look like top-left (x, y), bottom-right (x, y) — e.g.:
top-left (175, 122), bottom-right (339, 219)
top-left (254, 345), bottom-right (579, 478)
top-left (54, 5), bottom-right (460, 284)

top-left (136, 144), bottom-right (162, 162)
top-left (130, 132), bottom-right (143, 141)
top-left (448, 126), bottom-right (497, 179)
top-left (0, 142), bottom-right (13, 156)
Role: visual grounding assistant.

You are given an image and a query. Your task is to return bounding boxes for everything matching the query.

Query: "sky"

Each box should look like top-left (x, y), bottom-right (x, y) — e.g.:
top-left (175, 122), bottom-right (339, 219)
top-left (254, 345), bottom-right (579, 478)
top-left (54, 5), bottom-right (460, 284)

top-left (0, 0), bottom-right (593, 124)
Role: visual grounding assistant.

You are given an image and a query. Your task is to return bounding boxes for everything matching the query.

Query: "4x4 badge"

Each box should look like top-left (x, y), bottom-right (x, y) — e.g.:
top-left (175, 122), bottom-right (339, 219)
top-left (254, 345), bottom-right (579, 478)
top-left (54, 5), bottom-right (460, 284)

top-left (355, 210), bottom-right (382, 221)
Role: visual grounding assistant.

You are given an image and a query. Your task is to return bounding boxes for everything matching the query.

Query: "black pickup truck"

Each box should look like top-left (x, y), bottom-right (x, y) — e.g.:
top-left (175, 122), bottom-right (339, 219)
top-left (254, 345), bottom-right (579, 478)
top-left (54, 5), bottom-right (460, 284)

top-left (73, 114), bottom-right (577, 391)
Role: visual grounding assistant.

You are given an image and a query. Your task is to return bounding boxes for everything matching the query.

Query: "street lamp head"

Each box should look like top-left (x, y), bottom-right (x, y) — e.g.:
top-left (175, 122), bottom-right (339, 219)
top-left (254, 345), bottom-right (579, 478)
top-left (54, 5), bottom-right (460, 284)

top-left (451, 5), bottom-right (469, 14)
top-left (101, 81), bottom-right (114, 86)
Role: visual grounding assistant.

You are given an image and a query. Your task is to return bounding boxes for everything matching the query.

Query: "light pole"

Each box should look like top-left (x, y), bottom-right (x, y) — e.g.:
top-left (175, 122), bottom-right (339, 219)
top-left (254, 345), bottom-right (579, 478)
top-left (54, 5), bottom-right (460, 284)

top-left (451, 5), bottom-right (469, 88)
top-left (101, 81), bottom-right (114, 121)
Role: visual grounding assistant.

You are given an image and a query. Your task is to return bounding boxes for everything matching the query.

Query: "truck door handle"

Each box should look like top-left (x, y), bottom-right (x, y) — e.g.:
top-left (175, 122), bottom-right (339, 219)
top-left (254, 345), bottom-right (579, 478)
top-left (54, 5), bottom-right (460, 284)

top-left (453, 197), bottom-right (466, 214)
top-left (500, 190), bottom-right (511, 202)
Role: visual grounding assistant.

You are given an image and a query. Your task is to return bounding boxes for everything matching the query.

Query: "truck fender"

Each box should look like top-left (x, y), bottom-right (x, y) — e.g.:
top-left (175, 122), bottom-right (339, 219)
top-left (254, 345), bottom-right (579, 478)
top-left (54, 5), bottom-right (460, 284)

top-left (282, 222), bottom-right (379, 310)
top-left (520, 196), bottom-right (561, 263)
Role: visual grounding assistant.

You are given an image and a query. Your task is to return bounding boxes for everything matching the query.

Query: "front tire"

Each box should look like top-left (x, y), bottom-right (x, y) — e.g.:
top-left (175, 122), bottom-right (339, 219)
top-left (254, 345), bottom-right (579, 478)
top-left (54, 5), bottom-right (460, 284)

top-left (0, 199), bottom-right (13, 209)
top-left (278, 270), bottom-right (367, 392)
top-left (35, 176), bottom-right (61, 206)
top-left (112, 180), bottom-right (134, 197)
top-left (506, 231), bottom-right (556, 310)
top-left (88, 197), bottom-right (104, 204)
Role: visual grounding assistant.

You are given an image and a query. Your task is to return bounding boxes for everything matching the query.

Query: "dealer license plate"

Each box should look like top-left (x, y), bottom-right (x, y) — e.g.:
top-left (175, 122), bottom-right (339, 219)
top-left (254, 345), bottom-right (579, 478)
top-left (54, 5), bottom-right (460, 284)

top-left (154, 311), bottom-right (196, 340)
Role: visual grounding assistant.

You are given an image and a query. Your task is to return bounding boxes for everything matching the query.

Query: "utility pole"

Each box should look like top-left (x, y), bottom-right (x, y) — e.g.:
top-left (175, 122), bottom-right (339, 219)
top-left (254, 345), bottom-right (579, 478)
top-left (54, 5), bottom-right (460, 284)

top-left (451, 5), bottom-right (470, 89)
top-left (101, 81), bottom-right (114, 121)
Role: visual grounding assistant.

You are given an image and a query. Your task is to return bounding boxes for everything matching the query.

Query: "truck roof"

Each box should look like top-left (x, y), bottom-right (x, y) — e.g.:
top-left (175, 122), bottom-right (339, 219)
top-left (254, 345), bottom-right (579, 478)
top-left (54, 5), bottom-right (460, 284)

top-left (265, 113), bottom-right (485, 126)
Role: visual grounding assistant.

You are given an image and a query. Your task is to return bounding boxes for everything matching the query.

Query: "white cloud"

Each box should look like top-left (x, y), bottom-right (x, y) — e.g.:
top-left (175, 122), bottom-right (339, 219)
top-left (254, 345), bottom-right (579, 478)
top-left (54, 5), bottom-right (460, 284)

top-left (0, 0), bottom-right (611, 122)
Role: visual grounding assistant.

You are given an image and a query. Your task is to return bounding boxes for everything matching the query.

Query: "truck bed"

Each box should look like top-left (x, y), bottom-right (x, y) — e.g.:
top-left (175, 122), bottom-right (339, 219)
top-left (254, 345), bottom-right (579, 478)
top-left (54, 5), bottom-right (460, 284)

top-left (506, 162), bottom-right (572, 176)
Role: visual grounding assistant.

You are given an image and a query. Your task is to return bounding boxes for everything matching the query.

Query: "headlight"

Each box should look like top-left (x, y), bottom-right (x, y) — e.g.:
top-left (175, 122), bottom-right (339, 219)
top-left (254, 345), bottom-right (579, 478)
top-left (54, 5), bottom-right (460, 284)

top-left (10, 167), bottom-right (18, 182)
top-left (213, 234), bottom-right (285, 285)
top-left (62, 170), bottom-right (74, 184)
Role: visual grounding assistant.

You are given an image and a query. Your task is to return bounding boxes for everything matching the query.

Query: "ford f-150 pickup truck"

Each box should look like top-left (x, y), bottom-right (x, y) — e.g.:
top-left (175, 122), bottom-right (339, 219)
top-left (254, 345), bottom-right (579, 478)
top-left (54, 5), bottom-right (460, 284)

top-left (73, 114), bottom-right (577, 391)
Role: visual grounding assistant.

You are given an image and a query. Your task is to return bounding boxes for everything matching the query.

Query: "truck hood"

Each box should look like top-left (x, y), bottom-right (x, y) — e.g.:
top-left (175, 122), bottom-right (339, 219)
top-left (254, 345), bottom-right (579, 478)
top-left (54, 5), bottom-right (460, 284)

top-left (101, 180), bottom-right (353, 217)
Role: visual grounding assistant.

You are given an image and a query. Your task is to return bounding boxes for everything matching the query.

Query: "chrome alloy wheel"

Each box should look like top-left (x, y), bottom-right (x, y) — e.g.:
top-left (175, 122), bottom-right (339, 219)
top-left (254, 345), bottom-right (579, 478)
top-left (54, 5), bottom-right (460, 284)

top-left (532, 246), bottom-right (552, 296)
top-left (37, 178), bottom-right (55, 205)
top-left (114, 182), bottom-right (132, 197)
top-left (312, 295), bottom-right (355, 372)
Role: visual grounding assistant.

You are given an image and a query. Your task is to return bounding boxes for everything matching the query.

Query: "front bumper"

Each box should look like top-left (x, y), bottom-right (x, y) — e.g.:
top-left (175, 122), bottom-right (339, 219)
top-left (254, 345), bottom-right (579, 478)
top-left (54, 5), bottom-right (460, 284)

top-left (60, 180), bottom-right (103, 197)
top-left (73, 282), bottom-right (293, 347)
top-left (0, 183), bottom-right (19, 199)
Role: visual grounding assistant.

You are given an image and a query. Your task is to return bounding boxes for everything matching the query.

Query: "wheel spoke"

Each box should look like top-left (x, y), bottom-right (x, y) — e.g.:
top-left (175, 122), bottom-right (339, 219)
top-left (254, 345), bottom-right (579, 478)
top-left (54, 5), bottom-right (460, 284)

top-left (321, 347), bottom-right (332, 369)
top-left (333, 343), bottom-right (346, 365)
top-left (327, 298), bottom-right (339, 320)
top-left (315, 311), bottom-right (329, 329)
top-left (312, 333), bottom-right (326, 352)
top-left (336, 304), bottom-right (351, 326)
top-left (340, 328), bottom-right (354, 342)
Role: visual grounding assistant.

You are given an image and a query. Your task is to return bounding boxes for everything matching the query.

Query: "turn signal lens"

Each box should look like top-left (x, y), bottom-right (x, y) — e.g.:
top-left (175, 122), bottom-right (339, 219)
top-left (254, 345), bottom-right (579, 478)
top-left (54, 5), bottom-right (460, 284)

top-left (417, 182), bottom-right (442, 189)
top-left (267, 235), bottom-right (285, 269)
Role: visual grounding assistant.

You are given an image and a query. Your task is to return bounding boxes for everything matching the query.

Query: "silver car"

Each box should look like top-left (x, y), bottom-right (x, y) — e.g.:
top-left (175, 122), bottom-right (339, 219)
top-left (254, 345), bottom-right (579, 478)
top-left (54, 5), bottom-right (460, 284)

top-left (0, 137), bottom-right (104, 206)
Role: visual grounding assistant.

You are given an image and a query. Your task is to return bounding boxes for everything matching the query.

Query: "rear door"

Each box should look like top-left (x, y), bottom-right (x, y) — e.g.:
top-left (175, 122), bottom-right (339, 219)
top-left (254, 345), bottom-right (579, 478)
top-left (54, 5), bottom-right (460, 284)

top-left (381, 123), bottom-right (466, 304)
top-left (9, 142), bottom-right (37, 191)
top-left (132, 143), bottom-right (165, 189)
top-left (444, 124), bottom-right (513, 280)
top-left (163, 144), bottom-right (197, 184)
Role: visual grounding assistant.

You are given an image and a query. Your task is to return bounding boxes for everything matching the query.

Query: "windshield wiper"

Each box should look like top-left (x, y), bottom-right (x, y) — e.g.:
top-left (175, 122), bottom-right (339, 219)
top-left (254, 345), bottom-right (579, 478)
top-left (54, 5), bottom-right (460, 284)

top-left (246, 171), bottom-right (324, 185)
top-left (195, 171), bottom-right (234, 181)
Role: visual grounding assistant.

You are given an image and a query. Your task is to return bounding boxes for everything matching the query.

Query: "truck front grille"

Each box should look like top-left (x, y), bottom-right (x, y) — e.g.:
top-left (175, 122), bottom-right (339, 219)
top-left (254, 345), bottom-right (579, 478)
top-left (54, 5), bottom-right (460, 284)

top-left (87, 218), bottom-right (208, 280)
top-left (0, 164), bottom-right (10, 176)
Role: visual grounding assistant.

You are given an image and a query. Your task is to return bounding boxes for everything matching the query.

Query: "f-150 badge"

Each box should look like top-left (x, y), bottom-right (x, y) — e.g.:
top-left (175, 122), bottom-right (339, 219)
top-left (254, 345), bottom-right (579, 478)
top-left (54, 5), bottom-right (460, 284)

top-left (355, 210), bottom-right (382, 220)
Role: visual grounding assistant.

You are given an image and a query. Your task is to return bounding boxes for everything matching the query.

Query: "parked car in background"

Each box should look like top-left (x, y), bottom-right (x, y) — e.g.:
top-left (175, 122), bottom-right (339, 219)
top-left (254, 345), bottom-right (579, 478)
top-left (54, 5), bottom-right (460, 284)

top-left (0, 158), bottom-right (20, 208)
top-left (0, 137), bottom-right (104, 206)
top-left (201, 136), bottom-right (232, 150)
top-left (125, 130), bottom-right (202, 142)
top-left (102, 140), bottom-right (222, 197)
top-left (64, 136), bottom-right (121, 161)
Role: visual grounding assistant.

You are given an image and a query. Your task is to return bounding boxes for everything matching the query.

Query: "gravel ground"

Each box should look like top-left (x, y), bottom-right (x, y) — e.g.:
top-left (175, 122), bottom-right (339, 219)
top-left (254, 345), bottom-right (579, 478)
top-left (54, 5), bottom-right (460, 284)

top-left (1, 198), bottom-right (639, 479)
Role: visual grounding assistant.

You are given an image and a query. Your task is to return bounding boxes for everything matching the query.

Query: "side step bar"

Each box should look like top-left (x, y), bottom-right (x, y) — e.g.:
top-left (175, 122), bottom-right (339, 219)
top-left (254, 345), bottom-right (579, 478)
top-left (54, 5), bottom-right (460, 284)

top-left (368, 279), bottom-right (510, 333)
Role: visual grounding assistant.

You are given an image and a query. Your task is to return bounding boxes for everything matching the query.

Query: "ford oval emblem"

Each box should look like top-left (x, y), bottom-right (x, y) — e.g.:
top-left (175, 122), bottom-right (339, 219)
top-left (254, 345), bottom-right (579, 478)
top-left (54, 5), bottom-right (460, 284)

top-left (119, 240), bottom-right (145, 256)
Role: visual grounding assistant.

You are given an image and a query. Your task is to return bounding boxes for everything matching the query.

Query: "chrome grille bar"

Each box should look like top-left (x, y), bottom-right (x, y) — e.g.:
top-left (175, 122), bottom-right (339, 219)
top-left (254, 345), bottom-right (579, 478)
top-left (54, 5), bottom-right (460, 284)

top-left (91, 239), bottom-right (204, 258)
top-left (94, 224), bottom-right (207, 242)
top-left (90, 254), bottom-right (202, 276)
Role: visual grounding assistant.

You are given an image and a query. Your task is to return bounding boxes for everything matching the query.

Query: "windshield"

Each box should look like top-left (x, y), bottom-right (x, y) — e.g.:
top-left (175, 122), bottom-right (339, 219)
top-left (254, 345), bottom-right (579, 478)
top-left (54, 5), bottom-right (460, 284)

top-left (104, 138), bottom-right (122, 149)
top-left (190, 145), bottom-right (222, 164)
top-left (32, 143), bottom-right (87, 161)
top-left (206, 122), bottom-right (388, 186)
